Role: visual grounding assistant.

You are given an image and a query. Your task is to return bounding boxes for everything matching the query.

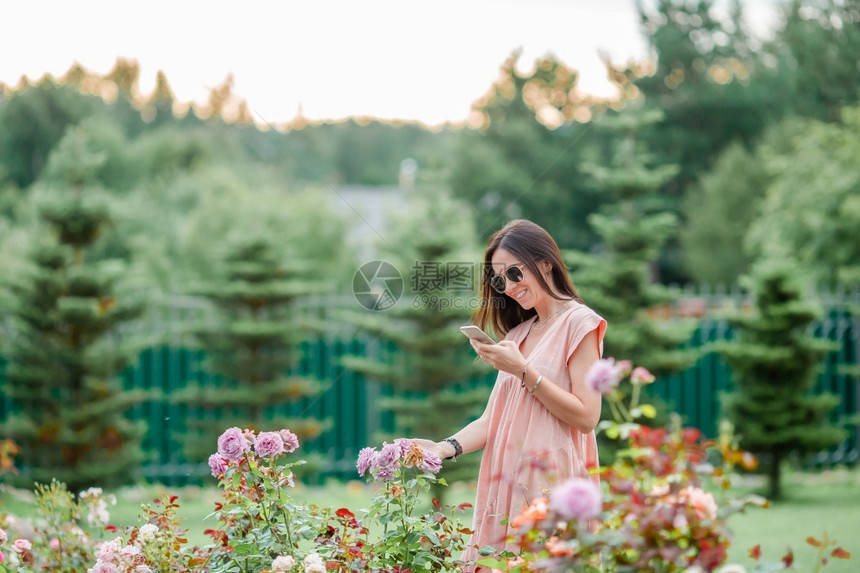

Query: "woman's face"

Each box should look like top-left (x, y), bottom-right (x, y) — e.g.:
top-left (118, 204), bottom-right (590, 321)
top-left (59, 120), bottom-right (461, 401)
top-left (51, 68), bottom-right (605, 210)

top-left (490, 248), bottom-right (545, 309)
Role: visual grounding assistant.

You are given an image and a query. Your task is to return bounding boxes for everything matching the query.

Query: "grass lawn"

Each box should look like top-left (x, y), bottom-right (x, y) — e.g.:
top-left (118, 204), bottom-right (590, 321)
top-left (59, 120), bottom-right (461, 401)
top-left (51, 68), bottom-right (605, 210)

top-left (722, 467), bottom-right (860, 572)
top-left (2, 469), bottom-right (857, 571)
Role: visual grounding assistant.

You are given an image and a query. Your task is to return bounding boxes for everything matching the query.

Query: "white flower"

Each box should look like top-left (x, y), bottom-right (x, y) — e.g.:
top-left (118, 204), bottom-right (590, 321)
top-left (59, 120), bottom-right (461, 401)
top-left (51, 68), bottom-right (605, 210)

top-left (80, 487), bottom-right (104, 499)
top-left (303, 552), bottom-right (326, 573)
top-left (138, 523), bottom-right (158, 542)
top-left (87, 499), bottom-right (111, 527)
top-left (717, 566), bottom-right (748, 573)
top-left (272, 554), bottom-right (296, 571)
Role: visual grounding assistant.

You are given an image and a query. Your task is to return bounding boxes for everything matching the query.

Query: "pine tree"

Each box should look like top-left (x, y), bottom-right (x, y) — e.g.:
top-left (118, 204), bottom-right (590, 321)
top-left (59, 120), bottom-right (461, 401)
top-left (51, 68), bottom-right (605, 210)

top-left (340, 189), bottom-right (491, 500)
top-left (566, 105), bottom-right (696, 378)
top-left (173, 234), bottom-right (331, 465)
top-left (0, 126), bottom-right (149, 492)
top-left (715, 260), bottom-right (845, 500)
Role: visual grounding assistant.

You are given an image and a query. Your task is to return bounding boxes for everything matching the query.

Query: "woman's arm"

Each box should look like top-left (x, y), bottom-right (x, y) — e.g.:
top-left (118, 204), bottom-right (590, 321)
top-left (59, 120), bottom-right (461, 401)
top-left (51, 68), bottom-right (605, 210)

top-left (411, 408), bottom-right (491, 460)
top-left (473, 329), bottom-right (602, 433)
top-left (523, 329), bottom-right (602, 432)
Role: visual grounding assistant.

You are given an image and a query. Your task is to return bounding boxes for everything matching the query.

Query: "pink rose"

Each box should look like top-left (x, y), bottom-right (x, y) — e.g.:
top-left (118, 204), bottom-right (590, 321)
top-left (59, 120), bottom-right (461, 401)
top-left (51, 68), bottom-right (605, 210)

top-left (208, 454), bottom-right (229, 478)
top-left (49, 538), bottom-right (60, 550)
top-left (418, 450), bottom-right (442, 475)
top-left (255, 431), bottom-right (285, 458)
top-left (356, 447), bottom-right (376, 477)
top-left (13, 538), bottom-right (32, 553)
top-left (0, 527), bottom-right (6, 544)
top-left (278, 429), bottom-right (300, 453)
top-left (373, 465), bottom-right (395, 481)
top-left (394, 438), bottom-right (413, 457)
top-left (585, 358), bottom-right (622, 395)
top-left (631, 366), bottom-right (656, 385)
top-left (680, 486), bottom-right (718, 520)
top-left (549, 477), bottom-right (602, 521)
top-left (89, 562), bottom-right (119, 573)
top-left (217, 427), bottom-right (251, 461)
top-left (374, 442), bottom-right (401, 470)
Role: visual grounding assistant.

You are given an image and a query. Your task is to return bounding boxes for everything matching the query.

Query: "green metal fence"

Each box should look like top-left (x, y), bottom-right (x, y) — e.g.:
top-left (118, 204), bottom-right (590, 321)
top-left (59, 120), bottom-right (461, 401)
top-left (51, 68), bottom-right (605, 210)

top-left (1, 290), bottom-right (857, 486)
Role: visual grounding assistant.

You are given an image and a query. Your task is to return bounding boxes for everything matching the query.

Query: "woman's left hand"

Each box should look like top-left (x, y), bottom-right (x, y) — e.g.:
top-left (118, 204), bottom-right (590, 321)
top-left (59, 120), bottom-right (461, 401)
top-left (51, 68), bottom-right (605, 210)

top-left (471, 339), bottom-right (526, 377)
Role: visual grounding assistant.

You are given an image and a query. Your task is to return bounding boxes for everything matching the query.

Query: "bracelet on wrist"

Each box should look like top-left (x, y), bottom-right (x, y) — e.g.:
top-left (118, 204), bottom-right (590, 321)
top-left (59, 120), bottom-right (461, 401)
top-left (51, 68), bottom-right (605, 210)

top-left (521, 365), bottom-right (528, 388)
top-left (530, 374), bottom-right (543, 395)
top-left (443, 437), bottom-right (463, 461)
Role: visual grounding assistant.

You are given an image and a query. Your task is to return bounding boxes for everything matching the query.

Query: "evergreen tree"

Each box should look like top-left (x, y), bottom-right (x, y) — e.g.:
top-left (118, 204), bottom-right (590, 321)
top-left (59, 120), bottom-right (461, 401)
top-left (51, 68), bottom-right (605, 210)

top-left (0, 126), bottom-right (149, 492)
top-left (447, 51), bottom-right (603, 251)
top-left (340, 189), bottom-right (491, 500)
top-left (776, 0), bottom-right (860, 122)
top-left (173, 235), bottom-right (331, 464)
top-left (0, 80), bottom-right (100, 188)
top-left (567, 105), bottom-right (696, 378)
top-left (715, 260), bottom-right (845, 500)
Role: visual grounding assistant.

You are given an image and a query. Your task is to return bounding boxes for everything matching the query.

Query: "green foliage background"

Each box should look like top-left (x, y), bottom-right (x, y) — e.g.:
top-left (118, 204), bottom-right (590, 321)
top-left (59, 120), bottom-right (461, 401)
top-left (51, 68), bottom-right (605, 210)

top-left (0, 0), bottom-right (858, 489)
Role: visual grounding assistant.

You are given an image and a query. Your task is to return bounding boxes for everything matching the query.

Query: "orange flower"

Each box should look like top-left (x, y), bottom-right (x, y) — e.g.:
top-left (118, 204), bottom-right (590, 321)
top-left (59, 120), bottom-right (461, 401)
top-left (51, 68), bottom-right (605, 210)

top-left (510, 496), bottom-right (548, 529)
top-left (546, 535), bottom-right (576, 557)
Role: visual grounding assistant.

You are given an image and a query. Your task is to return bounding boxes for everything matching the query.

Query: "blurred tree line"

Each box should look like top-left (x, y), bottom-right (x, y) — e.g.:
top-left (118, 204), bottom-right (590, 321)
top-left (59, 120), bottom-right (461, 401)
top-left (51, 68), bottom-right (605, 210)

top-left (0, 0), bottom-right (857, 489)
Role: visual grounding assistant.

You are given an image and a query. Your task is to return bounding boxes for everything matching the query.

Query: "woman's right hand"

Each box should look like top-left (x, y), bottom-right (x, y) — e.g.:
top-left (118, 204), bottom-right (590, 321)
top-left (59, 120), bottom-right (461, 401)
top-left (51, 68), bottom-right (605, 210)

top-left (411, 438), bottom-right (450, 460)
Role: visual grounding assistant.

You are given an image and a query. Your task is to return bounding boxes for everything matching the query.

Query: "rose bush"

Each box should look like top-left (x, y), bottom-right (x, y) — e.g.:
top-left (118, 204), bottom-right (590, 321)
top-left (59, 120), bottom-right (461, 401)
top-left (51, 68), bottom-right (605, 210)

top-left (0, 374), bottom-right (851, 572)
top-left (0, 427), bottom-right (470, 572)
top-left (476, 358), bottom-right (851, 573)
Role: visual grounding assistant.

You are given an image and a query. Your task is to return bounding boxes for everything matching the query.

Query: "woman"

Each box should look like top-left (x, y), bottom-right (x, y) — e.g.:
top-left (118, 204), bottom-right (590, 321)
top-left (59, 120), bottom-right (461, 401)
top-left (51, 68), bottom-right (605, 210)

top-left (414, 219), bottom-right (606, 569)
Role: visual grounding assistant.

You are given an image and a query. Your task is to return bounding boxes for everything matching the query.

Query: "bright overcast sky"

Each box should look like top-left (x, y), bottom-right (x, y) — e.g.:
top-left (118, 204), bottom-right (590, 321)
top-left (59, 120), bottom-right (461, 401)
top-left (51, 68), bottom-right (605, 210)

top-left (1, 0), bottom-right (778, 127)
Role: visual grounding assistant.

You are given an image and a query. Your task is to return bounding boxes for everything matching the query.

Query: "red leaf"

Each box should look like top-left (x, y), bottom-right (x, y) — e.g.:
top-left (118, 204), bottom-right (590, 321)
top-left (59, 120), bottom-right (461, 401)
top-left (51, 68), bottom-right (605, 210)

top-left (782, 550), bottom-right (794, 567)
top-left (335, 507), bottom-right (355, 519)
top-left (831, 548), bottom-right (851, 559)
top-left (807, 536), bottom-right (823, 547)
top-left (104, 525), bottom-right (117, 533)
top-left (432, 497), bottom-right (441, 510)
top-left (749, 545), bottom-right (762, 560)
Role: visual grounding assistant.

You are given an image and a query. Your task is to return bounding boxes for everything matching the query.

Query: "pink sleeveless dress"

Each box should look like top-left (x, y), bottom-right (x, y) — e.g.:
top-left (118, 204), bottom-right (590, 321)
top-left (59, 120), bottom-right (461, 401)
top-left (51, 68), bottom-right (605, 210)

top-left (461, 304), bottom-right (606, 569)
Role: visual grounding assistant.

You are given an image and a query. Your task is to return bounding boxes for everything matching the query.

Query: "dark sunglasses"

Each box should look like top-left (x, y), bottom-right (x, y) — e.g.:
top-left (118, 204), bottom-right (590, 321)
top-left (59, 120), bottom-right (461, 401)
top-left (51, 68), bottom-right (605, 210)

top-left (489, 264), bottom-right (525, 293)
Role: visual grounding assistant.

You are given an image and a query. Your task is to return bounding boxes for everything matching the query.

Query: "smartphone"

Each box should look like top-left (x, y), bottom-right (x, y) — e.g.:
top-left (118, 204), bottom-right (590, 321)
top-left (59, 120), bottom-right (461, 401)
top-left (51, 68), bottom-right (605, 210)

top-left (459, 325), bottom-right (497, 344)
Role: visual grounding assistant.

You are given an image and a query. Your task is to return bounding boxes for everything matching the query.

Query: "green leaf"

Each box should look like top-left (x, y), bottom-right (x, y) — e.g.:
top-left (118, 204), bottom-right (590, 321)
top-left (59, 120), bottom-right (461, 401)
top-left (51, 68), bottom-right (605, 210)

top-left (476, 557), bottom-right (509, 567)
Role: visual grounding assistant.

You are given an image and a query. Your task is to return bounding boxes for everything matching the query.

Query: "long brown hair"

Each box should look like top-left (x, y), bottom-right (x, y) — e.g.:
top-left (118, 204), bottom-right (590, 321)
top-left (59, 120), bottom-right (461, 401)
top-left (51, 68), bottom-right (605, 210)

top-left (473, 219), bottom-right (582, 337)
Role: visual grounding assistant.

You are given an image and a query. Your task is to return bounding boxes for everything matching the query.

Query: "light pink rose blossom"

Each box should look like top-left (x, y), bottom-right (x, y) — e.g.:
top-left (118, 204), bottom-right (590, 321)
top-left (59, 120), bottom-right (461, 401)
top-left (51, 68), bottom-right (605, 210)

top-left (279, 429), bottom-right (300, 453)
top-left (254, 431), bottom-right (285, 458)
top-left (680, 486), bottom-right (718, 520)
top-left (356, 447), bottom-right (376, 477)
top-left (0, 528), bottom-right (7, 544)
top-left (418, 451), bottom-right (442, 475)
top-left (208, 454), bottom-right (229, 478)
top-left (394, 438), bottom-right (413, 457)
top-left (374, 442), bottom-right (401, 469)
top-left (631, 366), bottom-right (656, 385)
top-left (548, 477), bottom-right (602, 521)
top-left (373, 465), bottom-right (395, 481)
top-left (585, 358), bottom-right (622, 395)
top-left (49, 538), bottom-right (60, 550)
top-left (12, 539), bottom-right (32, 552)
top-left (97, 538), bottom-right (122, 562)
top-left (88, 562), bottom-right (118, 573)
top-left (217, 427), bottom-right (251, 461)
